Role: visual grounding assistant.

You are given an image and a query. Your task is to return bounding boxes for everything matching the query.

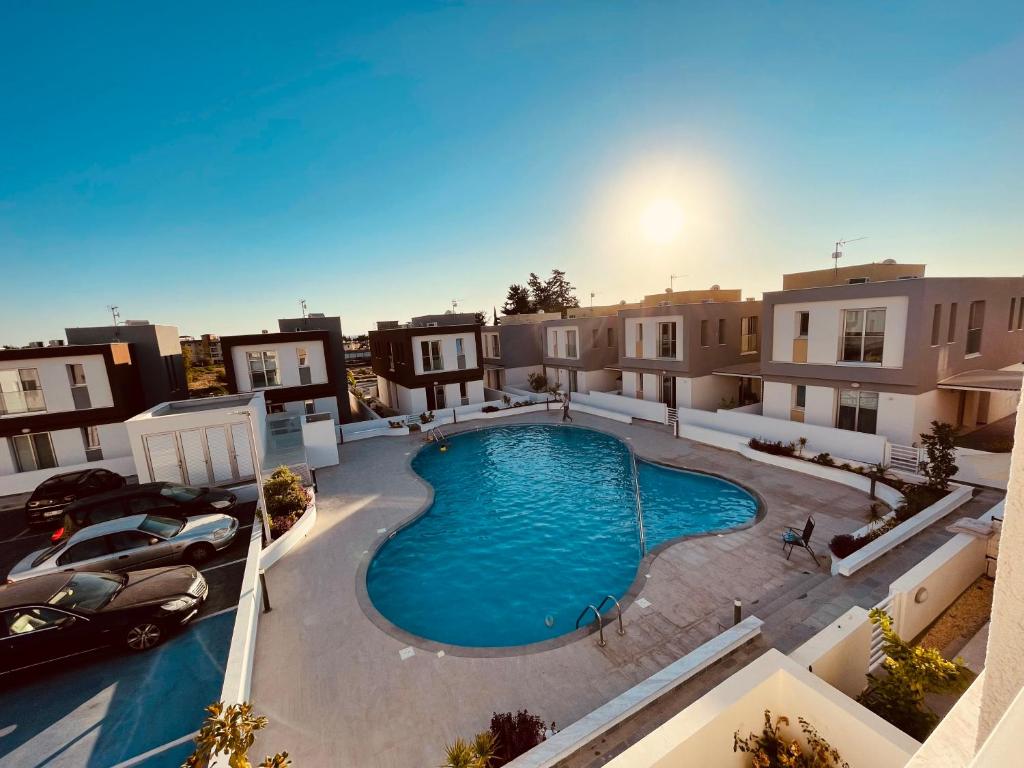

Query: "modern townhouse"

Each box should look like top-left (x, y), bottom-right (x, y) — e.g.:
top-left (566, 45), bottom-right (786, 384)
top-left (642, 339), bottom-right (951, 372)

top-left (542, 315), bottom-right (620, 394)
top-left (480, 313), bottom-right (556, 391)
top-left (180, 333), bottom-right (224, 366)
top-left (617, 288), bottom-right (763, 410)
top-left (758, 262), bottom-right (1024, 446)
top-left (369, 320), bottom-right (485, 413)
top-left (221, 315), bottom-right (351, 427)
top-left (0, 342), bottom-right (147, 493)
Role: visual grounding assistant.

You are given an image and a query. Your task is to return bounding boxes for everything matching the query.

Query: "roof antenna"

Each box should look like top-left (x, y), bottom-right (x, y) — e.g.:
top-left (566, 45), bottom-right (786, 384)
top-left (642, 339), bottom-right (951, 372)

top-left (300, 299), bottom-right (308, 319)
top-left (669, 273), bottom-right (687, 291)
top-left (832, 237), bottom-right (868, 277)
top-left (107, 305), bottom-right (120, 327)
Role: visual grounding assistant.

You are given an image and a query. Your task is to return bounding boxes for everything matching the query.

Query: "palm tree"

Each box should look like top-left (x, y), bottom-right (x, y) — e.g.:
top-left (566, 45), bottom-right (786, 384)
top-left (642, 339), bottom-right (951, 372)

top-left (441, 732), bottom-right (500, 768)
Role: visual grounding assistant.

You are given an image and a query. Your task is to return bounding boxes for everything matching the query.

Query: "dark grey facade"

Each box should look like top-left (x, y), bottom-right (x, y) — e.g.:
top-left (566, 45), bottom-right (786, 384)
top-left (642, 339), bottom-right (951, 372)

top-left (277, 315), bottom-right (352, 422)
top-left (542, 316), bottom-right (619, 371)
top-left (410, 312), bottom-right (478, 328)
top-left (65, 323), bottom-right (187, 407)
top-left (482, 324), bottom-right (544, 369)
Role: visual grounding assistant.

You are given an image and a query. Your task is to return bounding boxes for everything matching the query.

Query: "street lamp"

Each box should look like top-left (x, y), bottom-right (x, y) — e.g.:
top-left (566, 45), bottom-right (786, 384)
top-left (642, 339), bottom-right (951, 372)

top-left (231, 409), bottom-right (271, 542)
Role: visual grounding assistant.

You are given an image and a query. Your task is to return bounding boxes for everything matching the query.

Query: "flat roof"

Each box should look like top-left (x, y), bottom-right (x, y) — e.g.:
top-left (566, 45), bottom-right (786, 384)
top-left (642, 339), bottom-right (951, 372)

top-left (937, 369), bottom-right (1023, 392)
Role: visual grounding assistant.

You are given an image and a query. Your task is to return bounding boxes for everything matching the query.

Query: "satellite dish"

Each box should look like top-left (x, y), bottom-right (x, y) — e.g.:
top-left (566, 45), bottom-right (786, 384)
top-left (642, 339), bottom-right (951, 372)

top-left (882, 258), bottom-right (896, 264)
top-left (711, 284), bottom-right (720, 290)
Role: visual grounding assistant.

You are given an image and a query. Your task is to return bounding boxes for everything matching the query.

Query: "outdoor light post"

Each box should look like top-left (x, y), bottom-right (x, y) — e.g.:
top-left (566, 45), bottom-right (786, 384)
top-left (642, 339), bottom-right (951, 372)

top-left (232, 409), bottom-right (272, 542)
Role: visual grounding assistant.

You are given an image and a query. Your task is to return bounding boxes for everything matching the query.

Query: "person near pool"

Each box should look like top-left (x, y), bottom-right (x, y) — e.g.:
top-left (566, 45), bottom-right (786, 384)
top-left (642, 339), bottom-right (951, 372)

top-left (562, 392), bottom-right (573, 422)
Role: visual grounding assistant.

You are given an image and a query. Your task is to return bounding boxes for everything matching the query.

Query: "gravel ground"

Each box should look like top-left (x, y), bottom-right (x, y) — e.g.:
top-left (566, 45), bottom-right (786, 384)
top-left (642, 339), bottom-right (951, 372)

top-left (916, 576), bottom-right (994, 657)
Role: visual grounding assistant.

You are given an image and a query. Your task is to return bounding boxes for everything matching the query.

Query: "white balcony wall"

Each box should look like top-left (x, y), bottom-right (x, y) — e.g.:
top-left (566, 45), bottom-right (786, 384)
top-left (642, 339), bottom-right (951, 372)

top-left (624, 317), bottom-right (684, 361)
top-left (772, 296), bottom-right (909, 367)
top-left (0, 422), bottom-right (134, 494)
top-left (0, 353), bottom-right (113, 417)
top-left (546, 326), bottom-right (581, 359)
top-left (231, 341), bottom-right (328, 392)
top-left (411, 332), bottom-right (478, 374)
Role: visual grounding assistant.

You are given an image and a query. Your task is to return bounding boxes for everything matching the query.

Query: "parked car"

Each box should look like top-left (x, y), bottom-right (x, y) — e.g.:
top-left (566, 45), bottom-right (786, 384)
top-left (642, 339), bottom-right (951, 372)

top-left (0, 566), bottom-right (208, 674)
top-left (24, 469), bottom-right (126, 527)
top-left (7, 513), bottom-right (238, 584)
top-left (52, 482), bottom-right (238, 542)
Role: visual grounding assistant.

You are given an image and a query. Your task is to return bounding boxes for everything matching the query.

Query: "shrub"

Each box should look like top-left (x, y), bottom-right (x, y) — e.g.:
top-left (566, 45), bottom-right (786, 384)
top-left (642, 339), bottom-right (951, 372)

top-left (489, 710), bottom-right (547, 765)
top-left (481, 405), bottom-right (500, 413)
top-left (502, 395), bottom-right (511, 407)
top-left (829, 534), bottom-right (859, 559)
top-left (748, 437), bottom-right (796, 457)
top-left (733, 709), bottom-right (848, 768)
top-left (441, 733), bottom-right (498, 768)
top-left (526, 373), bottom-right (549, 393)
top-left (919, 421), bottom-right (958, 490)
top-left (810, 452), bottom-right (835, 466)
top-left (388, 420), bottom-right (403, 428)
top-left (858, 609), bottom-right (973, 740)
top-left (182, 701), bottom-right (290, 768)
top-left (263, 466), bottom-right (309, 519)
top-left (420, 411), bottom-right (435, 424)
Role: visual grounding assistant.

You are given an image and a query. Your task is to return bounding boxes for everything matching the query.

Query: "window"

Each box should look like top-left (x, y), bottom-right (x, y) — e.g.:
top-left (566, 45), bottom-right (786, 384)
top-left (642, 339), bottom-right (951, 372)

top-left (1018, 296), bottom-right (1024, 330)
top-left (0, 368), bottom-right (45, 415)
top-left (592, 328), bottom-right (599, 348)
top-left (566, 330), bottom-right (578, 358)
top-left (387, 343), bottom-right (395, 372)
top-left (796, 311), bottom-right (809, 338)
top-left (83, 426), bottom-right (102, 461)
top-left (931, 304), bottom-right (942, 346)
top-left (421, 340), bottom-right (443, 372)
top-left (4, 606), bottom-right (69, 635)
top-left (966, 300), bottom-right (985, 355)
top-left (66, 363), bottom-right (91, 409)
top-left (837, 390), bottom-right (879, 434)
top-left (246, 351), bottom-right (280, 388)
top-left (267, 403), bottom-right (285, 414)
top-left (1010, 298), bottom-right (1017, 331)
top-left (48, 573), bottom-right (121, 611)
top-left (740, 316), bottom-right (759, 354)
top-left (551, 332), bottom-right (559, 357)
top-left (139, 515), bottom-right (184, 538)
top-left (840, 308), bottom-right (885, 363)
top-left (607, 327), bottom-right (615, 347)
top-left (455, 338), bottom-right (467, 369)
top-left (296, 348), bottom-right (311, 385)
top-left (433, 384), bottom-right (446, 409)
top-left (296, 348), bottom-right (308, 367)
top-left (129, 496), bottom-right (174, 515)
top-left (304, 400), bottom-right (315, 415)
top-left (699, 320), bottom-right (709, 348)
top-left (947, 303), bottom-right (958, 343)
top-left (485, 333), bottom-right (500, 357)
top-left (848, 277), bottom-right (868, 284)
top-left (108, 531), bottom-right (155, 552)
top-left (793, 385), bottom-right (806, 410)
top-left (57, 537), bottom-right (111, 566)
top-left (459, 381), bottom-right (468, 405)
top-left (11, 432), bottom-right (57, 473)
top-left (658, 322), bottom-right (677, 358)
top-left (718, 318), bottom-right (726, 345)
top-left (66, 363), bottom-right (86, 386)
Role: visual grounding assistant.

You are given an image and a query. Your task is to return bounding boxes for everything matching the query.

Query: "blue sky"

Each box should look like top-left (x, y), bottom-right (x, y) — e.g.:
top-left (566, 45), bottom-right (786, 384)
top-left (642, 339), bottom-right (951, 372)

top-left (1, 2), bottom-right (1022, 342)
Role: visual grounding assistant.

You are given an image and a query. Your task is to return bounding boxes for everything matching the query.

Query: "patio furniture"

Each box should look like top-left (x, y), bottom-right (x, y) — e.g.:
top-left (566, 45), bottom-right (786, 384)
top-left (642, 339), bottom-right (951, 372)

top-left (782, 516), bottom-right (820, 567)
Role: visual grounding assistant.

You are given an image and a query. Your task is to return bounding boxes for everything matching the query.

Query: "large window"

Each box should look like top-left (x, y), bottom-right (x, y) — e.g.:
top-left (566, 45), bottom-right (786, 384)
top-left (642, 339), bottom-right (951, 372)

top-left (699, 320), bottom-right (709, 348)
top-left (931, 304), bottom-right (942, 346)
top-left (11, 432), bottom-right (57, 472)
top-left (0, 368), bottom-right (45, 415)
top-left (717, 318), bottom-right (726, 345)
top-left (793, 384), bottom-right (807, 410)
top-left (607, 327), bottom-right (615, 347)
top-left (658, 322), bottom-right (677, 358)
top-left (246, 351), bottom-right (279, 388)
top-left (67, 364), bottom-right (91, 409)
top-left (840, 309), bottom-right (885, 363)
top-left (947, 303), bottom-right (958, 343)
top-left (966, 300), bottom-right (985, 355)
top-left (740, 316), bottom-right (758, 354)
top-left (421, 340), bottom-right (444, 372)
top-left (455, 338), bottom-right (467, 369)
top-left (484, 333), bottom-right (500, 357)
top-left (566, 330), bottom-right (578, 358)
top-left (1009, 298), bottom-right (1017, 332)
top-left (837, 390), bottom-right (879, 434)
top-left (796, 311), bottom-right (809, 338)
top-left (83, 426), bottom-right (102, 461)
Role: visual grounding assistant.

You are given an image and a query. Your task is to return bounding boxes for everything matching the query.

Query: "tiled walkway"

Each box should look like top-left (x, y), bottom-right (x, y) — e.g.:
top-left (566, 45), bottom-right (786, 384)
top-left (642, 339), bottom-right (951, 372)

top-left (248, 411), bottom-right (994, 768)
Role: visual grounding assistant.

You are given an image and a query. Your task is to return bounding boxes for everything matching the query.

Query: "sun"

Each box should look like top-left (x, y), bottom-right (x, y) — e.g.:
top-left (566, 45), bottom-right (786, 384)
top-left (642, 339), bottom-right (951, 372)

top-left (640, 198), bottom-right (684, 245)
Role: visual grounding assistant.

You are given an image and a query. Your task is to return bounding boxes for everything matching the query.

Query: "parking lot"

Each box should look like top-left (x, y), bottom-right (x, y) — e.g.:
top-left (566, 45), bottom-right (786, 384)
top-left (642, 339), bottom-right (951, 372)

top-left (0, 487), bottom-right (257, 768)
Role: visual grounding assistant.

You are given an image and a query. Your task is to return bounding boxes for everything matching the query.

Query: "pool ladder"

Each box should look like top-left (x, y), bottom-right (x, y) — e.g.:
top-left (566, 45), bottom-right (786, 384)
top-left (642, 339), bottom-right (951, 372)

top-left (575, 595), bottom-right (626, 648)
top-left (428, 426), bottom-right (448, 447)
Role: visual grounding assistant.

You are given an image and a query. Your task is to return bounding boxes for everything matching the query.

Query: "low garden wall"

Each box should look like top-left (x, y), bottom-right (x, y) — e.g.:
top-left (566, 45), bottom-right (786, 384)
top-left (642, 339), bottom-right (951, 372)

top-left (218, 520), bottom-right (265, 708)
top-left (260, 491), bottom-right (318, 570)
top-left (570, 390), bottom-right (667, 423)
top-left (953, 447), bottom-right (1011, 489)
top-left (790, 607), bottom-right (873, 698)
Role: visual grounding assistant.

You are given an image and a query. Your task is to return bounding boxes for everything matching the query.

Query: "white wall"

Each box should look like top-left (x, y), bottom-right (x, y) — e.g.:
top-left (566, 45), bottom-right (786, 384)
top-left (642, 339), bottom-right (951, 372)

top-left (396, 383), bottom-right (428, 415)
top-left (876, 392), bottom-right (918, 445)
top-left (623, 316), bottom-right (684, 360)
top-left (790, 607), bottom-right (872, 699)
top-left (772, 295), bottom-right (909, 368)
top-left (689, 375), bottom-right (737, 411)
top-left (545, 326), bottom-right (581, 359)
top-left (300, 417), bottom-right (340, 468)
top-left (0, 353), bottom-right (114, 416)
top-left (411, 331), bottom-right (479, 374)
top-left (505, 364), bottom-right (542, 388)
top-left (576, 391), bottom-right (668, 423)
top-left (581, 368), bottom-right (618, 393)
top-left (232, 340), bottom-right (328, 392)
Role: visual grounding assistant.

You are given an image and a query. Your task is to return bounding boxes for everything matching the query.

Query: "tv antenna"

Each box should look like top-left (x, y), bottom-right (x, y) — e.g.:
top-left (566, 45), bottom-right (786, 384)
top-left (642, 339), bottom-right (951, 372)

top-left (832, 237), bottom-right (868, 275)
top-left (670, 273), bottom-right (688, 291)
top-left (107, 305), bottom-right (120, 327)
top-left (450, 298), bottom-right (460, 314)
top-left (300, 299), bottom-right (308, 319)
top-left (589, 291), bottom-right (597, 309)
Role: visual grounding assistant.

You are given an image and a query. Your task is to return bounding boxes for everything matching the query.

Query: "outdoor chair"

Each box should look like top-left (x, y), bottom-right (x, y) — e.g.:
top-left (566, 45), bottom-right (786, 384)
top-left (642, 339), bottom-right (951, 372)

top-left (782, 516), bottom-right (821, 567)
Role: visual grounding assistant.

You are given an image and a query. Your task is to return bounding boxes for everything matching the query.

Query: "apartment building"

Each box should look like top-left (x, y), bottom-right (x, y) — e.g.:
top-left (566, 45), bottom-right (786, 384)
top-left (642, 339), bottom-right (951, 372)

top-left (759, 262), bottom-right (1024, 446)
top-left (481, 313), bottom-right (555, 391)
top-left (369, 322), bottom-right (484, 413)
top-left (0, 342), bottom-right (147, 492)
top-left (180, 333), bottom-right (223, 366)
top-left (542, 316), bottom-right (620, 394)
top-left (221, 317), bottom-right (350, 427)
top-left (617, 289), bottom-right (763, 410)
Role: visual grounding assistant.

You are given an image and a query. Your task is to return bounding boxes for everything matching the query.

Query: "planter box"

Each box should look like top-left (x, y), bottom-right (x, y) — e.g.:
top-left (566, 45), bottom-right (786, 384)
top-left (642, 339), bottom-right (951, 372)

top-left (261, 492), bottom-right (318, 570)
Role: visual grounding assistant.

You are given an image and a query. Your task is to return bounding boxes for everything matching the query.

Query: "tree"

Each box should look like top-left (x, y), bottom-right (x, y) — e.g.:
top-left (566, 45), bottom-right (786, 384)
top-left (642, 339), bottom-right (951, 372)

top-left (919, 421), bottom-right (958, 490)
top-left (474, 310), bottom-right (487, 325)
top-left (527, 272), bottom-right (550, 312)
top-left (526, 372), bottom-right (549, 393)
top-left (502, 283), bottom-right (533, 315)
top-left (182, 701), bottom-right (290, 768)
top-left (544, 269), bottom-right (579, 310)
top-left (857, 609), bottom-right (973, 740)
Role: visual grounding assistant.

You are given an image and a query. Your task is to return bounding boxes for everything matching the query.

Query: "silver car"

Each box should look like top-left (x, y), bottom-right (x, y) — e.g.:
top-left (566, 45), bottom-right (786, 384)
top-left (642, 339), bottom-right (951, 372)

top-left (6, 513), bottom-right (238, 584)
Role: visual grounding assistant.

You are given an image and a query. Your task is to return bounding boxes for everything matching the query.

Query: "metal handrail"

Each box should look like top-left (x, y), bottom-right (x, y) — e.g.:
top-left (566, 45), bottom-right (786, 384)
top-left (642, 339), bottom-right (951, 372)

top-left (631, 451), bottom-right (646, 556)
top-left (575, 604), bottom-right (606, 647)
top-left (595, 594), bottom-right (625, 637)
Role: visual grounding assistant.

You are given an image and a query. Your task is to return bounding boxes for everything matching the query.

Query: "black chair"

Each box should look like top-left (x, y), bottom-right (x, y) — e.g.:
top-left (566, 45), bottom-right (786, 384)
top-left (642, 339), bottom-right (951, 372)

top-left (782, 516), bottom-right (821, 567)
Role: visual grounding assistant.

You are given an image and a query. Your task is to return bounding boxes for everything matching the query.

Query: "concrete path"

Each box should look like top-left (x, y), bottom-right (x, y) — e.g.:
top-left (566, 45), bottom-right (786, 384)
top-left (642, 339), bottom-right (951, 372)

top-left (249, 410), bottom-right (957, 768)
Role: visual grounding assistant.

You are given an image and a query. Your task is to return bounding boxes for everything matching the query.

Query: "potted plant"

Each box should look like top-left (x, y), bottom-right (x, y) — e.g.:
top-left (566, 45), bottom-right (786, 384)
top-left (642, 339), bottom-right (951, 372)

top-left (734, 710), bottom-right (847, 767)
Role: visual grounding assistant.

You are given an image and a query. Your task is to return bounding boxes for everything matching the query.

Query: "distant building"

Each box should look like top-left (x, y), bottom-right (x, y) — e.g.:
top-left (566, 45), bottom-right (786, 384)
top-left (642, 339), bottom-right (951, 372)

top-left (180, 333), bottom-right (223, 366)
top-left (410, 312), bottom-right (479, 327)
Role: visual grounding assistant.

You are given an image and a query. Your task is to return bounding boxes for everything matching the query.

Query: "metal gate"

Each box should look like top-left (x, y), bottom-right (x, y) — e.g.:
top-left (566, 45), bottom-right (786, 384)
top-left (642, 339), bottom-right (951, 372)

top-left (143, 424), bottom-right (255, 486)
top-left (889, 444), bottom-right (925, 474)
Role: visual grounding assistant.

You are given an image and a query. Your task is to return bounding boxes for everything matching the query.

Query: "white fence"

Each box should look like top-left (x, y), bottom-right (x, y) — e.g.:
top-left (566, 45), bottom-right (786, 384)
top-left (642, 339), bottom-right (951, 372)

top-left (570, 390), bottom-right (668, 423)
top-left (954, 447), bottom-right (1012, 489)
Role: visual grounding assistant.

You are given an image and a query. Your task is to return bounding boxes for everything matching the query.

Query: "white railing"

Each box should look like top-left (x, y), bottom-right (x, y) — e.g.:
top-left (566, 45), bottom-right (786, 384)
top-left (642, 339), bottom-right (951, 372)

top-left (631, 451), bottom-right (646, 556)
top-left (869, 595), bottom-right (893, 672)
top-left (889, 443), bottom-right (924, 474)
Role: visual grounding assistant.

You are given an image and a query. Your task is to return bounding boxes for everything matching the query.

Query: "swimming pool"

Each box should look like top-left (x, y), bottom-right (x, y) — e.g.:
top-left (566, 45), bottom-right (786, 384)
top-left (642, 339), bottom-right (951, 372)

top-left (365, 425), bottom-right (759, 648)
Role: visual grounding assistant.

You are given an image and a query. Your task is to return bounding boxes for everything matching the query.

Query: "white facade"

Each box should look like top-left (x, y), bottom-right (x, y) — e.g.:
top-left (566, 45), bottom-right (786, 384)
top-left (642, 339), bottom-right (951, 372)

top-left (545, 326), bottom-right (581, 359)
top-left (375, 375), bottom-right (484, 416)
top-left (623, 316), bottom-right (684, 361)
top-left (410, 331), bottom-right (478, 375)
top-left (546, 366), bottom-right (616, 394)
top-left (0, 352), bottom-right (116, 415)
top-left (771, 295), bottom-right (909, 368)
top-left (621, 372), bottom-right (735, 411)
top-left (0, 425), bottom-right (135, 495)
top-left (230, 340), bottom-right (329, 392)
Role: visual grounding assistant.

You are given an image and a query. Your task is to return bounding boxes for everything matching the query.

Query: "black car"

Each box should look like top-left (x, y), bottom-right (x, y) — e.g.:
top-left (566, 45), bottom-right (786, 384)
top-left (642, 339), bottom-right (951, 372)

top-left (25, 469), bottom-right (126, 526)
top-left (53, 482), bottom-right (238, 542)
top-left (0, 566), bottom-right (208, 675)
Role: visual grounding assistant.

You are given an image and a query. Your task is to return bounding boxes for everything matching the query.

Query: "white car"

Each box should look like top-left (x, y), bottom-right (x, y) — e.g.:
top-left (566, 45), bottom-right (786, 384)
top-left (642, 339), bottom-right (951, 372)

top-left (6, 513), bottom-right (238, 584)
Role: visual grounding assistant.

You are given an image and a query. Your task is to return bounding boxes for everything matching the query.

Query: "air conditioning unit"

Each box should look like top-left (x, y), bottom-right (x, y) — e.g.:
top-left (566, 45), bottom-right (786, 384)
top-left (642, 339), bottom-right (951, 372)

top-left (47, 339), bottom-right (65, 346)
top-left (28, 341), bottom-right (44, 347)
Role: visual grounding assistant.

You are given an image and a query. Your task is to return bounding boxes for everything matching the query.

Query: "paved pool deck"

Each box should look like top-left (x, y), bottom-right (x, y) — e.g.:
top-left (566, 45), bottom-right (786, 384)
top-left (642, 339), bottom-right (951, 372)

top-left (249, 410), bottom-right (971, 767)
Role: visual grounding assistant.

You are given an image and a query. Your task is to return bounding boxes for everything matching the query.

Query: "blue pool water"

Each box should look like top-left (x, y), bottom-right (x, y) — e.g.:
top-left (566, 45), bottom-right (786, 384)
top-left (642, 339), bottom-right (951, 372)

top-left (365, 425), bottom-right (758, 648)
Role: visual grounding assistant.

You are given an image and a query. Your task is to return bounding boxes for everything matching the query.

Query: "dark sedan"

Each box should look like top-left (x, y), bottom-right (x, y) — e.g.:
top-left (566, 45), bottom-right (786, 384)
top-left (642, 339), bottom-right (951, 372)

top-left (0, 566), bottom-right (208, 675)
top-left (24, 469), bottom-right (126, 526)
top-left (53, 482), bottom-right (238, 542)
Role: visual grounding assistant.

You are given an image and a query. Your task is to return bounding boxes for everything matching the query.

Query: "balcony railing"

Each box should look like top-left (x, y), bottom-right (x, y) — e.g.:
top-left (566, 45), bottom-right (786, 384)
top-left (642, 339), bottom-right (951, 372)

top-left (0, 389), bottom-right (46, 416)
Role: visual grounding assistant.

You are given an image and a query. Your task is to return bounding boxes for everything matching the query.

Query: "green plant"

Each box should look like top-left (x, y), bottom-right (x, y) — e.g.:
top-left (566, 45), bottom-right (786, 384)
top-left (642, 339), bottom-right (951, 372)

top-left (526, 373), bottom-right (549, 393)
top-left (489, 710), bottom-right (547, 764)
top-left (796, 437), bottom-right (808, 457)
top-left (919, 421), bottom-right (959, 490)
top-left (857, 609), bottom-right (974, 740)
top-left (748, 437), bottom-right (796, 457)
top-left (182, 701), bottom-right (290, 768)
top-left (441, 732), bottom-right (499, 768)
top-left (263, 466), bottom-right (309, 519)
top-left (810, 452), bottom-right (835, 466)
top-left (733, 709), bottom-right (847, 768)
top-left (865, 502), bottom-right (887, 528)
top-left (502, 395), bottom-right (511, 407)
